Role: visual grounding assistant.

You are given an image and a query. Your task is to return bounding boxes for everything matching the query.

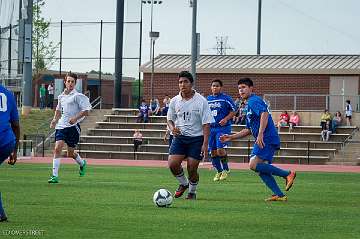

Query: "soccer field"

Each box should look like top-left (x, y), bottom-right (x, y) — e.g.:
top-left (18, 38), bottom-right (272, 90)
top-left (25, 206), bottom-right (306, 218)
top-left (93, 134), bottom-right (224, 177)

top-left (0, 163), bottom-right (359, 239)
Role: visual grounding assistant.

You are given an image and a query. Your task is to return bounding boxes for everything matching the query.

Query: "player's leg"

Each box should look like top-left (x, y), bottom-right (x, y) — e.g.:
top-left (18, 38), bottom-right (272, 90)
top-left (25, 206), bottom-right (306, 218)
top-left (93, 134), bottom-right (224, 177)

top-left (67, 124), bottom-right (86, 176)
top-left (186, 157), bottom-right (200, 199)
top-left (209, 131), bottom-right (222, 181)
top-left (217, 129), bottom-right (230, 180)
top-left (0, 141), bottom-right (15, 222)
top-left (168, 136), bottom-right (188, 198)
top-left (49, 138), bottom-right (65, 183)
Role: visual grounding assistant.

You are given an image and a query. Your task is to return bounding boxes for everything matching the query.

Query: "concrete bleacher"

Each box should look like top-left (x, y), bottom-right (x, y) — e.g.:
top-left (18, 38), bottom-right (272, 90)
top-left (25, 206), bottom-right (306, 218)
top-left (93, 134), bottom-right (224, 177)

top-left (77, 108), bottom-right (358, 164)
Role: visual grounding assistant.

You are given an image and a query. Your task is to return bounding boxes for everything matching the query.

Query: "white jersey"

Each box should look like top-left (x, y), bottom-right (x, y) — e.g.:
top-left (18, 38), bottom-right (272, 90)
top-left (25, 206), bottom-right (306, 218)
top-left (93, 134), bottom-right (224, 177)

top-left (55, 89), bottom-right (92, 129)
top-left (167, 91), bottom-right (214, 137)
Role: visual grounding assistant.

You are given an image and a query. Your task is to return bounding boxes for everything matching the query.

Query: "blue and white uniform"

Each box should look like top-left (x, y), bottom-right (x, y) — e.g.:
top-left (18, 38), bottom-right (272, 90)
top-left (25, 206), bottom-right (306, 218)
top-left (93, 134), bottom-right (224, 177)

top-left (167, 91), bottom-right (214, 160)
top-left (0, 85), bottom-right (19, 163)
top-left (207, 93), bottom-right (236, 151)
top-left (55, 89), bottom-right (91, 148)
top-left (245, 94), bottom-right (280, 162)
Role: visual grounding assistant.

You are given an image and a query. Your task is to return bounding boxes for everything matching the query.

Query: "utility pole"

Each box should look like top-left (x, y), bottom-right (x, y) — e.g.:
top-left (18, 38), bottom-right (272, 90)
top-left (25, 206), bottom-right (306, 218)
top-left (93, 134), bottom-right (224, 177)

top-left (190, 0), bottom-right (198, 85)
top-left (114, 0), bottom-right (125, 108)
top-left (257, 0), bottom-right (262, 55)
top-left (21, 0), bottom-right (33, 116)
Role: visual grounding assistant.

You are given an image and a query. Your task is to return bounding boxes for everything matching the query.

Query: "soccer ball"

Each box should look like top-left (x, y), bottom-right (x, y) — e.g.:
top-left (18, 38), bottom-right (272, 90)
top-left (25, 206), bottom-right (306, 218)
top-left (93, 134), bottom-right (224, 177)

top-left (153, 189), bottom-right (173, 207)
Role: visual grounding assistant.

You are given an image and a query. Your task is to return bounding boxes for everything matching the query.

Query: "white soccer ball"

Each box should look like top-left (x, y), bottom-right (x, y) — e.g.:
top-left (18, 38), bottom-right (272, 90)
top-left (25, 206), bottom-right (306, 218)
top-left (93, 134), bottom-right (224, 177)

top-left (153, 189), bottom-right (173, 207)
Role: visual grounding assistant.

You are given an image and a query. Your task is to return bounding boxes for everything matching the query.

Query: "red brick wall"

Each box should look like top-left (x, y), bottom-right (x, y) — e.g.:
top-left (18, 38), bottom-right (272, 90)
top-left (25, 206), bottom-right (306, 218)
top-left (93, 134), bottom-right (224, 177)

top-left (101, 80), bottom-right (133, 108)
top-left (143, 73), bottom-right (330, 109)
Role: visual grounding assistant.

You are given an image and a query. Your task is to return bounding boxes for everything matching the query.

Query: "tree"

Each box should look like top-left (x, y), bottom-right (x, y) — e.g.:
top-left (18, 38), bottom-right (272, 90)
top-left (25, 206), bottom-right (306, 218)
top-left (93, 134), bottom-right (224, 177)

top-left (33, 0), bottom-right (58, 74)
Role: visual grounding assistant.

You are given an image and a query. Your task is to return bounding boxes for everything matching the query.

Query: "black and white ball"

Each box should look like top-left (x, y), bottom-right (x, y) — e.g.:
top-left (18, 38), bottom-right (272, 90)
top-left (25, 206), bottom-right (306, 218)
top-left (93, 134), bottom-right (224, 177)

top-left (153, 189), bottom-right (173, 207)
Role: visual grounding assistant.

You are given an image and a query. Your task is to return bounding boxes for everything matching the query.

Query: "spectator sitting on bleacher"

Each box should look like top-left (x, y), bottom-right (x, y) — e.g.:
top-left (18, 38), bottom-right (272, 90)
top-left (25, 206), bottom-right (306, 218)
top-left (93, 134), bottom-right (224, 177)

top-left (137, 100), bottom-right (150, 123)
top-left (288, 111), bottom-right (300, 132)
top-left (234, 102), bottom-right (247, 125)
top-left (320, 109), bottom-right (332, 130)
top-left (162, 95), bottom-right (171, 116)
top-left (321, 121), bottom-right (332, 142)
top-left (332, 111), bottom-right (342, 133)
top-left (277, 110), bottom-right (289, 131)
top-left (150, 98), bottom-right (161, 116)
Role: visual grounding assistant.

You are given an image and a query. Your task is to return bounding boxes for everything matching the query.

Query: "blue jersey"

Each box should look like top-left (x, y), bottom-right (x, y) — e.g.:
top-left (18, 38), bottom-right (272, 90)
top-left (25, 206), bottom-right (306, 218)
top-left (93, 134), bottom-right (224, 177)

top-left (245, 94), bottom-right (280, 146)
top-left (0, 85), bottom-right (19, 147)
top-left (207, 93), bottom-right (236, 128)
top-left (139, 103), bottom-right (150, 114)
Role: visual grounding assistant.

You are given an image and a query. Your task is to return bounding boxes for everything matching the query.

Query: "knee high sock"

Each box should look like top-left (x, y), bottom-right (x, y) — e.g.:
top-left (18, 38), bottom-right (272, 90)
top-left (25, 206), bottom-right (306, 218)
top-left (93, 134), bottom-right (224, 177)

top-left (220, 155), bottom-right (229, 171)
top-left (189, 181), bottom-right (198, 194)
top-left (211, 156), bottom-right (223, 173)
top-left (73, 154), bottom-right (84, 167)
top-left (0, 192), bottom-right (5, 216)
top-left (175, 170), bottom-right (189, 186)
top-left (259, 173), bottom-right (285, 197)
top-left (52, 158), bottom-right (61, 177)
top-left (256, 163), bottom-right (289, 178)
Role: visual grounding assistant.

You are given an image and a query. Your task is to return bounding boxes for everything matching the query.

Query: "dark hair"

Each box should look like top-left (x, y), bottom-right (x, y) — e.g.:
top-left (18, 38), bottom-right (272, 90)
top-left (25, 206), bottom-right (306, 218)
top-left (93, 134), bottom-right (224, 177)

top-left (178, 71), bottom-right (193, 83)
top-left (65, 72), bottom-right (78, 81)
top-left (346, 100), bottom-right (350, 104)
top-left (237, 78), bottom-right (253, 87)
top-left (211, 79), bottom-right (223, 87)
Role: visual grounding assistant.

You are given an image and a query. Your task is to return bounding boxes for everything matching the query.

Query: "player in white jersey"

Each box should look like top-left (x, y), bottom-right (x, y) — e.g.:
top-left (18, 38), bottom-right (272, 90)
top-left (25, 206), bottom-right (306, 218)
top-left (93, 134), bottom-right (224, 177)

top-left (167, 71), bottom-right (214, 200)
top-left (48, 72), bottom-right (92, 183)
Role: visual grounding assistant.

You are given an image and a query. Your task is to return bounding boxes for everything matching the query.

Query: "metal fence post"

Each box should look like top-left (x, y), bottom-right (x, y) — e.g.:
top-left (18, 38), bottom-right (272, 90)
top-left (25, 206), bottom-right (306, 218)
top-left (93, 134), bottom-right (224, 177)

top-left (307, 140), bottom-right (310, 164)
top-left (247, 139), bottom-right (250, 163)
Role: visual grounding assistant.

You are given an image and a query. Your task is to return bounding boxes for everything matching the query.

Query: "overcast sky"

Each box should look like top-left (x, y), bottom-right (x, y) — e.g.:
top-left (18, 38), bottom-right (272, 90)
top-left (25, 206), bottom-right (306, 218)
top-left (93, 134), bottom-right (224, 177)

top-left (39, 0), bottom-right (360, 78)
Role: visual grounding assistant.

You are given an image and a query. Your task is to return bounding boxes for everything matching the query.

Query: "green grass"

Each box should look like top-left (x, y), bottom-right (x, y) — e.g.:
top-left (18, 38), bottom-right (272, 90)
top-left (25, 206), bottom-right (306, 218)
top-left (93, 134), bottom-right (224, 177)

top-left (0, 164), bottom-right (359, 239)
top-left (20, 109), bottom-right (54, 139)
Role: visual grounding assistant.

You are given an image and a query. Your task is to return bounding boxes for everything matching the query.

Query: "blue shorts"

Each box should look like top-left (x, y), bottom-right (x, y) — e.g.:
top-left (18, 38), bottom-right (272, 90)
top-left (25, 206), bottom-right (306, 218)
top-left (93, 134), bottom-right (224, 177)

top-left (251, 143), bottom-right (280, 163)
top-left (208, 126), bottom-right (231, 151)
top-left (0, 140), bottom-right (15, 165)
top-left (55, 124), bottom-right (81, 148)
top-left (169, 135), bottom-right (204, 160)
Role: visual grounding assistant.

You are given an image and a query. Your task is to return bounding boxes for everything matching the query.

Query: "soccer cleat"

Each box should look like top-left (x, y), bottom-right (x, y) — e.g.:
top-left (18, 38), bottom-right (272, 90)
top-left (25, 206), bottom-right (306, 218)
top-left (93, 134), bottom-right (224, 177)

top-left (174, 184), bottom-right (189, 198)
top-left (265, 195), bottom-right (288, 202)
top-left (185, 193), bottom-right (197, 200)
top-left (219, 171), bottom-right (228, 181)
top-left (213, 172), bottom-right (222, 181)
top-left (0, 214), bottom-right (7, 222)
top-left (285, 171), bottom-right (297, 191)
top-left (79, 160), bottom-right (87, 177)
top-left (48, 175), bottom-right (59, 184)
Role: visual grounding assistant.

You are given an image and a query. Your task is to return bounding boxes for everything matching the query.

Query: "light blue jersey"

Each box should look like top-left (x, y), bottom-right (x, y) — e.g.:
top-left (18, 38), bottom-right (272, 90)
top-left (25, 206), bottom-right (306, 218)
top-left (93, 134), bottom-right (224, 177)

top-left (0, 85), bottom-right (19, 147)
top-left (245, 94), bottom-right (280, 147)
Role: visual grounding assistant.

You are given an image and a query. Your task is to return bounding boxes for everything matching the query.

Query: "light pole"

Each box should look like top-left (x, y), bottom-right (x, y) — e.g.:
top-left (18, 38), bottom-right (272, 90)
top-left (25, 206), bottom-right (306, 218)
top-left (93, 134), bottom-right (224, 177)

top-left (149, 31), bottom-right (159, 101)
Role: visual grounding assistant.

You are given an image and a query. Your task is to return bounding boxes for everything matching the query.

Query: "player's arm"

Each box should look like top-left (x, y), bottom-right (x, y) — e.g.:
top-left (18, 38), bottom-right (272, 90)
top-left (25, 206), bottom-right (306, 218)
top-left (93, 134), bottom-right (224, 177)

top-left (201, 123), bottom-right (210, 159)
top-left (219, 111), bottom-right (236, 126)
top-left (167, 120), bottom-right (180, 136)
top-left (69, 110), bottom-right (89, 125)
top-left (8, 120), bottom-right (20, 165)
top-left (255, 111), bottom-right (269, 148)
top-left (69, 94), bottom-right (92, 124)
top-left (50, 110), bottom-right (61, 128)
top-left (220, 128), bottom-right (251, 142)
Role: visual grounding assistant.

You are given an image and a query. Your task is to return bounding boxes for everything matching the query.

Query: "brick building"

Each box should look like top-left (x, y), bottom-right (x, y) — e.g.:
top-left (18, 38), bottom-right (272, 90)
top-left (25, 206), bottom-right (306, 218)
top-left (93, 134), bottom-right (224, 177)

top-left (140, 54), bottom-right (360, 112)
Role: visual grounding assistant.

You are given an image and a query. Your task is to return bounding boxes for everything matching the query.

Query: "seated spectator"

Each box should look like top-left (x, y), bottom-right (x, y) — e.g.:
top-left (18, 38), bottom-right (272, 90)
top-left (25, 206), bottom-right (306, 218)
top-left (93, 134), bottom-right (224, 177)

top-left (234, 102), bottom-right (247, 125)
top-left (137, 99), bottom-right (150, 123)
top-left (162, 95), bottom-right (171, 116)
top-left (321, 121), bottom-right (332, 142)
top-left (150, 98), bottom-right (161, 116)
top-left (320, 109), bottom-right (332, 130)
top-left (133, 129), bottom-right (143, 153)
top-left (288, 111), bottom-right (300, 132)
top-left (277, 111), bottom-right (289, 131)
top-left (332, 111), bottom-right (342, 133)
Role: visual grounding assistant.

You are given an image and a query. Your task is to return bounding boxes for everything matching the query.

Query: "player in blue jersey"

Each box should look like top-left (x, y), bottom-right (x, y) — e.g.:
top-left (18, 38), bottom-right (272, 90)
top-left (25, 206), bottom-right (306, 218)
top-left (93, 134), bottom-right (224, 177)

top-left (207, 79), bottom-right (236, 181)
top-left (220, 78), bottom-right (296, 201)
top-left (0, 84), bottom-right (20, 222)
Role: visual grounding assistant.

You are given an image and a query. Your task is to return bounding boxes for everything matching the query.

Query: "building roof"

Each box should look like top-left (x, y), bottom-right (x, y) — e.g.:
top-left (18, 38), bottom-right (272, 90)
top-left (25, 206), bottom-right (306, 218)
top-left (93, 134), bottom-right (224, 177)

top-left (140, 54), bottom-right (360, 75)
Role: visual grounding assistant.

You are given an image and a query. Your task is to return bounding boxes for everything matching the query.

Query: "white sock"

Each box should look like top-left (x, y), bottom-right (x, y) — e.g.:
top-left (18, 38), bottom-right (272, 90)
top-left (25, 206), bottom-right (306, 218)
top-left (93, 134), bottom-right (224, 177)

top-left (175, 171), bottom-right (189, 186)
top-left (73, 154), bottom-right (84, 167)
top-left (189, 181), bottom-right (198, 194)
top-left (52, 158), bottom-right (61, 177)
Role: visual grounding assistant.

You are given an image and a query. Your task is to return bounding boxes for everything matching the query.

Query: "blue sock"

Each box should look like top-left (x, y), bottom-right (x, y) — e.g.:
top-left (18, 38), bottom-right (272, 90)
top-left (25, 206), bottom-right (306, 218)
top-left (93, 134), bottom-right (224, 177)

top-left (220, 155), bottom-right (229, 171)
top-left (211, 157), bottom-right (223, 173)
top-left (0, 192), bottom-right (5, 217)
top-left (256, 163), bottom-right (290, 177)
top-left (259, 173), bottom-right (285, 197)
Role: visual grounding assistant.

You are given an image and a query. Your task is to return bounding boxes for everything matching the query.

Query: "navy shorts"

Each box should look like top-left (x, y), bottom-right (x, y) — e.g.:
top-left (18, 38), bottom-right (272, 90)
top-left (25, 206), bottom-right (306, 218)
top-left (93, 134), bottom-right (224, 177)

top-left (169, 135), bottom-right (204, 160)
top-left (251, 143), bottom-right (280, 163)
top-left (55, 124), bottom-right (81, 148)
top-left (0, 140), bottom-right (15, 165)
